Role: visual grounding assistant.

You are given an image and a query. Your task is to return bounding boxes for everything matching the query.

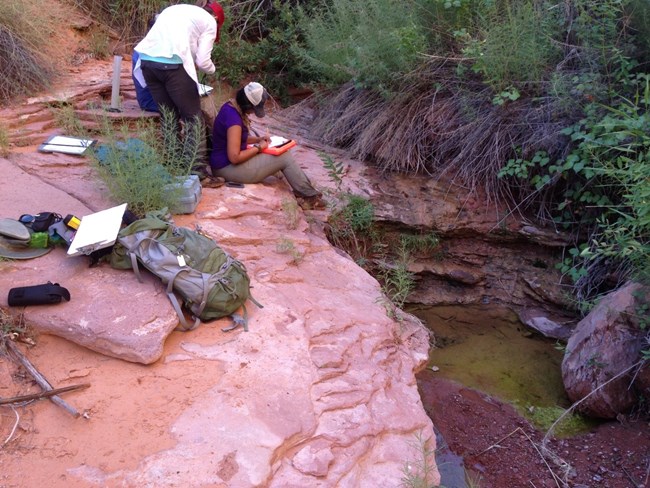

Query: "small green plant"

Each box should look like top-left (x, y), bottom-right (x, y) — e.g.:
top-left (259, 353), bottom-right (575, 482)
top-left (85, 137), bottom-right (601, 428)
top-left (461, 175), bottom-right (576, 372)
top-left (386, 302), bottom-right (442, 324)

top-left (381, 246), bottom-right (415, 309)
top-left (556, 246), bottom-right (589, 284)
top-left (492, 86), bottom-right (520, 106)
top-left (399, 232), bottom-right (440, 254)
top-left (401, 431), bottom-right (436, 488)
top-left (0, 125), bottom-right (9, 157)
top-left (281, 198), bottom-right (301, 230)
top-left (319, 151), bottom-right (347, 192)
top-left (326, 195), bottom-right (376, 264)
top-left (51, 104), bottom-right (88, 137)
top-left (299, 0), bottom-right (427, 90)
top-left (276, 237), bottom-right (304, 265)
top-left (88, 29), bottom-right (111, 59)
top-left (341, 195), bottom-right (374, 232)
top-left (464, 1), bottom-right (561, 92)
top-left (91, 108), bottom-right (200, 216)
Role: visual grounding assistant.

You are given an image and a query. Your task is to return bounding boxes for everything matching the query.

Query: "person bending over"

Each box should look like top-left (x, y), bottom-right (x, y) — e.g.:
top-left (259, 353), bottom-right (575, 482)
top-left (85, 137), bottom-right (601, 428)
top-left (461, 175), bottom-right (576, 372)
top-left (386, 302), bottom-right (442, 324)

top-left (133, 2), bottom-right (225, 172)
top-left (210, 82), bottom-right (324, 208)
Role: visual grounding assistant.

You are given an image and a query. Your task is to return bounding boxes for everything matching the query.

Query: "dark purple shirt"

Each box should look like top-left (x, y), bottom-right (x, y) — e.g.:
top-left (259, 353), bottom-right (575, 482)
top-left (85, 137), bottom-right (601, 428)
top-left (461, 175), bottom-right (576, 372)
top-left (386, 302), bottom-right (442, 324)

top-left (210, 102), bottom-right (248, 170)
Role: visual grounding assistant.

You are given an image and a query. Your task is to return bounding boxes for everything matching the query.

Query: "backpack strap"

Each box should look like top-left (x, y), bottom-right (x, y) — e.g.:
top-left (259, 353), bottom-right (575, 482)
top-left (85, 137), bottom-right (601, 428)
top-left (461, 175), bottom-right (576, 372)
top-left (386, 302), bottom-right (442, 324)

top-left (221, 305), bottom-right (248, 332)
top-left (248, 292), bottom-right (264, 310)
top-left (168, 267), bottom-right (209, 332)
top-left (127, 250), bottom-right (144, 283)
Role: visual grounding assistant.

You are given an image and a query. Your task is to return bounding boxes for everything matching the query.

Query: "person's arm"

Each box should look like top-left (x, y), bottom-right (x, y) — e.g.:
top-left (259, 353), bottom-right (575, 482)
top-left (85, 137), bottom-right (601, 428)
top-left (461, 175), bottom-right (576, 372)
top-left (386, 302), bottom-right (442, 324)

top-left (246, 134), bottom-right (270, 145)
top-left (226, 125), bottom-right (269, 164)
top-left (194, 16), bottom-right (217, 74)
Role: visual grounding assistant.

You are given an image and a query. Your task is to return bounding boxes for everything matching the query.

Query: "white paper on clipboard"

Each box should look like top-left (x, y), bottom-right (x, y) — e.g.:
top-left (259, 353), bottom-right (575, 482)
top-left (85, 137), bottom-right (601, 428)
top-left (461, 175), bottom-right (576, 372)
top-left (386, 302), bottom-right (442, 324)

top-left (67, 203), bottom-right (127, 256)
top-left (38, 135), bottom-right (97, 155)
top-left (199, 84), bottom-right (213, 97)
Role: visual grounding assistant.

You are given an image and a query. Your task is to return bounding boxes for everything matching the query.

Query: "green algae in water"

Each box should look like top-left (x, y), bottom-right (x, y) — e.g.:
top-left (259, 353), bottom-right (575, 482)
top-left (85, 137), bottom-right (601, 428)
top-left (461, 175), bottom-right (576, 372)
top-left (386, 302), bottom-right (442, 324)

top-left (409, 304), bottom-right (593, 435)
top-left (528, 406), bottom-right (597, 437)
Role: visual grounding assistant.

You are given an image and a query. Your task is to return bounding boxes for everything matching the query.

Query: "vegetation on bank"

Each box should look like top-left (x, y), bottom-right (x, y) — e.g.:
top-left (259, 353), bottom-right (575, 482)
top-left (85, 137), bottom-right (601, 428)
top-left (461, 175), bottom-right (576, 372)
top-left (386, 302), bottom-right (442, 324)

top-left (4, 0), bottom-right (649, 314)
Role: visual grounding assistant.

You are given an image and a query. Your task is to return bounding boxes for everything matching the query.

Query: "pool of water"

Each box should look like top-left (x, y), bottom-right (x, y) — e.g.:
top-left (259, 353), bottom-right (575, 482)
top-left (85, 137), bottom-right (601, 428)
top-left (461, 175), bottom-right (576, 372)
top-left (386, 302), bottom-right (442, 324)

top-left (407, 304), bottom-right (588, 486)
top-left (407, 304), bottom-right (570, 412)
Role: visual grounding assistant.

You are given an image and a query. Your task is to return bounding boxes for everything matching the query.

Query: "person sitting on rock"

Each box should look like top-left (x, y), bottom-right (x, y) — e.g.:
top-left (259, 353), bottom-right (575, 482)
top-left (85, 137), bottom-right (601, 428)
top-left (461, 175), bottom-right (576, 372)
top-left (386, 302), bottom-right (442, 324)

top-left (209, 82), bottom-right (325, 209)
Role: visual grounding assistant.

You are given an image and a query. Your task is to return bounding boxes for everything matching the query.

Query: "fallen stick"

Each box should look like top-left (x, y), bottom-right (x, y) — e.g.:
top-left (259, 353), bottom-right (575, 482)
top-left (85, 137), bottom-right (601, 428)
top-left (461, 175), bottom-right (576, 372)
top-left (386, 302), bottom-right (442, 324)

top-left (0, 383), bottom-right (90, 406)
top-left (5, 340), bottom-right (82, 418)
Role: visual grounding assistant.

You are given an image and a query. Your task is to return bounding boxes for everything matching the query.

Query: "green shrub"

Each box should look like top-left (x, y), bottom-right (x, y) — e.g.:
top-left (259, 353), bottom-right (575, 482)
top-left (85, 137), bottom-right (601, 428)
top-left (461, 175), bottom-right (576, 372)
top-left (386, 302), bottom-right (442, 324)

top-left (380, 248), bottom-right (415, 309)
top-left (298, 0), bottom-right (428, 90)
top-left (465, 1), bottom-right (561, 91)
top-left (579, 79), bottom-right (650, 281)
top-left (0, 126), bottom-right (9, 157)
top-left (50, 104), bottom-right (88, 137)
top-left (276, 237), bottom-right (304, 265)
top-left (212, 32), bottom-right (267, 87)
top-left (627, 0), bottom-right (650, 62)
top-left (91, 109), bottom-right (202, 216)
top-left (399, 232), bottom-right (440, 254)
top-left (326, 195), bottom-right (377, 266)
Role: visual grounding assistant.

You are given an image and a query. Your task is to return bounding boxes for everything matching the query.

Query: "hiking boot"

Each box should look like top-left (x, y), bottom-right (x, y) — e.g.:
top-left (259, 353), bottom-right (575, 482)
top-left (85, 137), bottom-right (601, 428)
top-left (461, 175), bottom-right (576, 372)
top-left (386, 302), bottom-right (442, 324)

top-left (201, 175), bottom-right (226, 188)
top-left (297, 194), bottom-right (327, 210)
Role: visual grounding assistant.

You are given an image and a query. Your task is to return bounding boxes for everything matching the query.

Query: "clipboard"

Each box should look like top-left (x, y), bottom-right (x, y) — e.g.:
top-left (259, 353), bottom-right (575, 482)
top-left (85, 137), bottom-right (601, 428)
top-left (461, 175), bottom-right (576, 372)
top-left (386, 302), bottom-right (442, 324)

top-left (38, 135), bottom-right (97, 156)
top-left (249, 136), bottom-right (297, 156)
top-left (67, 203), bottom-right (127, 256)
top-left (199, 84), bottom-right (213, 97)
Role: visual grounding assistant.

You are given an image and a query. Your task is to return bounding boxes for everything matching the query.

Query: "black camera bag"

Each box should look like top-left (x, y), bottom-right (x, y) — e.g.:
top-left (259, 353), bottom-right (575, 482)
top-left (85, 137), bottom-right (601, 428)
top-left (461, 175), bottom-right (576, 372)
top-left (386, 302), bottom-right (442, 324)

top-left (8, 282), bottom-right (71, 306)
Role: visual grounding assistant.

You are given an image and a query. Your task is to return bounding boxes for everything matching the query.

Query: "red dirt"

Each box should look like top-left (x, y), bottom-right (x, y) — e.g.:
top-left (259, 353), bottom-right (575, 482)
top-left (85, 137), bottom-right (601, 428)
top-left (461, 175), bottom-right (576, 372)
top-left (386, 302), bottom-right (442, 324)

top-left (418, 372), bottom-right (650, 488)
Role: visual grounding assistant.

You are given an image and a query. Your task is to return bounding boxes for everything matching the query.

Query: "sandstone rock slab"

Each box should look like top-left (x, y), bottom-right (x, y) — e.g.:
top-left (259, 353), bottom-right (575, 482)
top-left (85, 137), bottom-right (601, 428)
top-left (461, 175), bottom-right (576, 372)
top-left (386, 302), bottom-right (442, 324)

top-left (0, 156), bottom-right (178, 364)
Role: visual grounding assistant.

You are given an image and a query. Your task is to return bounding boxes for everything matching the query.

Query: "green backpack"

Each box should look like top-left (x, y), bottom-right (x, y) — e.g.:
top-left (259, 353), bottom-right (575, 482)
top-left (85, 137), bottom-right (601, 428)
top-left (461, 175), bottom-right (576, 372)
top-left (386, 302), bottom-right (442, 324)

top-left (110, 214), bottom-right (261, 331)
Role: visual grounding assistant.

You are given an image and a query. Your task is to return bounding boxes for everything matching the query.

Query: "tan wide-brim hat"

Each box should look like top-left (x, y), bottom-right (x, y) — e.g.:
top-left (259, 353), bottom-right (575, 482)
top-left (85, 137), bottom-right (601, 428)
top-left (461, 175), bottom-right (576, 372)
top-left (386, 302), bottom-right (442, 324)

top-left (0, 232), bottom-right (53, 259)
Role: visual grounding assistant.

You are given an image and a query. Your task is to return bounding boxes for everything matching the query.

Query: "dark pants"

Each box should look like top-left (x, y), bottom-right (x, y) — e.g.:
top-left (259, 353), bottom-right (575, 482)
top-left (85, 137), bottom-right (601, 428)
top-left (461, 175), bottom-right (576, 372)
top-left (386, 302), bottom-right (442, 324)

top-left (141, 62), bottom-right (207, 169)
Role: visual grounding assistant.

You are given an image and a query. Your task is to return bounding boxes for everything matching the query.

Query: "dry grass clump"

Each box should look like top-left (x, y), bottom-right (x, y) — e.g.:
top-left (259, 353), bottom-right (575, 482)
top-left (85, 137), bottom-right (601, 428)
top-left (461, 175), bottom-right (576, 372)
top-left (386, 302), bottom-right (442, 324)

top-left (308, 58), bottom-right (574, 214)
top-left (69, 0), bottom-right (168, 45)
top-left (0, 0), bottom-right (71, 104)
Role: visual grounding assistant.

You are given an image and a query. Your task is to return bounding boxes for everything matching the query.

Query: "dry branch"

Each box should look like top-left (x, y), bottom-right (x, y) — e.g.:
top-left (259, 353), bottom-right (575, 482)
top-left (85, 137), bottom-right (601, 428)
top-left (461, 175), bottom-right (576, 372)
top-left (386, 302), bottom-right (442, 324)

top-left (5, 340), bottom-right (82, 418)
top-left (0, 383), bottom-right (90, 406)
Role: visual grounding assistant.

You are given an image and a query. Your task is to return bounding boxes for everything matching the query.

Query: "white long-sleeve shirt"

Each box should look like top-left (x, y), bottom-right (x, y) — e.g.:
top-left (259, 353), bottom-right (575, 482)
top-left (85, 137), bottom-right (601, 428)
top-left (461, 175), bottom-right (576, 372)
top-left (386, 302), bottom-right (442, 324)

top-left (134, 4), bottom-right (217, 92)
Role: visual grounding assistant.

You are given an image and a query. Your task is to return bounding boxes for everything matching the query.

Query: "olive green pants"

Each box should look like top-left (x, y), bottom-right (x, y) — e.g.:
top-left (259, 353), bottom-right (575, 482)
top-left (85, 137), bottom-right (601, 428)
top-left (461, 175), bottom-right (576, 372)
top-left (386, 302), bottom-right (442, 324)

top-left (213, 152), bottom-right (320, 198)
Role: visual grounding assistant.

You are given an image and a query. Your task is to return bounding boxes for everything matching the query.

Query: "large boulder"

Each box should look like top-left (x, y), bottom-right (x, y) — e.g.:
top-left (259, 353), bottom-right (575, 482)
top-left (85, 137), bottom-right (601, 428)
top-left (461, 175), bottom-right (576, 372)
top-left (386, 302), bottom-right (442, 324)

top-left (561, 282), bottom-right (649, 418)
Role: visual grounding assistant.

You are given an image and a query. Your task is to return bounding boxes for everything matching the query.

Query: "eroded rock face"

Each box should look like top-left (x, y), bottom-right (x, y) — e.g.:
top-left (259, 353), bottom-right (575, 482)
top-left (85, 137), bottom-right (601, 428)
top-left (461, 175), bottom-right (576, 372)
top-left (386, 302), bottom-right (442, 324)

top-left (367, 172), bottom-right (578, 326)
top-left (0, 60), bottom-right (438, 487)
top-left (561, 282), bottom-right (649, 418)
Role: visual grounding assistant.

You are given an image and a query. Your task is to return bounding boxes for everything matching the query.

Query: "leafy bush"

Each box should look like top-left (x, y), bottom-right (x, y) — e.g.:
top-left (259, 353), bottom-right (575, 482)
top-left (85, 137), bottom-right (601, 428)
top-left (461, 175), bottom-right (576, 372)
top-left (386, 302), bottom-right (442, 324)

top-left (326, 194), bottom-right (377, 266)
top-left (579, 77), bottom-right (650, 282)
top-left (91, 109), bottom-right (203, 216)
top-left (627, 0), bottom-right (650, 62)
top-left (464, 1), bottom-right (561, 92)
top-left (298, 0), bottom-right (428, 90)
